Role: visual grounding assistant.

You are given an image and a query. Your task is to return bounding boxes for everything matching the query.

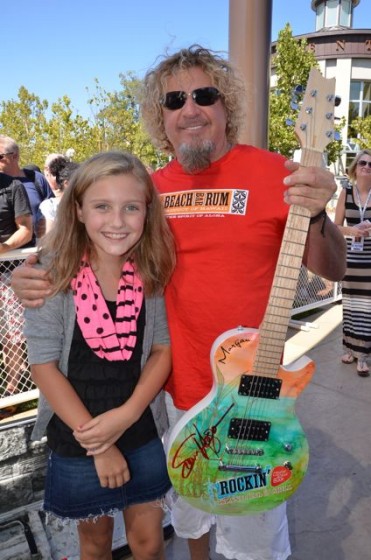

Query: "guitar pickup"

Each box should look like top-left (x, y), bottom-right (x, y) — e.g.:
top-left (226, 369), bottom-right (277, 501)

top-left (228, 418), bottom-right (271, 441)
top-left (238, 375), bottom-right (282, 399)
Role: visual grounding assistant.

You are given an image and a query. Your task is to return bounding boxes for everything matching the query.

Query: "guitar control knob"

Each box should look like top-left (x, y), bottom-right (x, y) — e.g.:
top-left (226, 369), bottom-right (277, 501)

top-left (283, 443), bottom-right (293, 452)
top-left (284, 461), bottom-right (293, 470)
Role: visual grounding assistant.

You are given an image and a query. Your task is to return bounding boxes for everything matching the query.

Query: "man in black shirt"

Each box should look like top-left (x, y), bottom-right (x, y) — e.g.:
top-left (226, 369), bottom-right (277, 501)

top-left (0, 172), bottom-right (32, 396)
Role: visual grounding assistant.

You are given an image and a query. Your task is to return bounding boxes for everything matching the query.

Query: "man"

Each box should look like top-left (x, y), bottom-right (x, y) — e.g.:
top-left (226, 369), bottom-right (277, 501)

top-left (0, 136), bottom-right (53, 242)
top-left (0, 172), bottom-right (33, 396)
top-left (12, 46), bottom-right (346, 560)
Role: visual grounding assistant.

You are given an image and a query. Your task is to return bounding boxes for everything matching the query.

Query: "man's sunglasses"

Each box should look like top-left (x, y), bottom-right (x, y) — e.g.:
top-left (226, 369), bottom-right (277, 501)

top-left (0, 152), bottom-right (14, 160)
top-left (357, 159), bottom-right (371, 169)
top-left (161, 87), bottom-right (221, 111)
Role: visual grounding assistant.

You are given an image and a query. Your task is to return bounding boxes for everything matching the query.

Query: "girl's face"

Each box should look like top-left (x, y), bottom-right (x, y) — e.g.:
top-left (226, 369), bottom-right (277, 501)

top-left (76, 173), bottom-right (147, 263)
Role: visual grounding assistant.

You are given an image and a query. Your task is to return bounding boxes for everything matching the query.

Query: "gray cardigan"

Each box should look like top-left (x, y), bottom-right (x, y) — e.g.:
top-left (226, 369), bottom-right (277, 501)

top-left (24, 290), bottom-right (170, 441)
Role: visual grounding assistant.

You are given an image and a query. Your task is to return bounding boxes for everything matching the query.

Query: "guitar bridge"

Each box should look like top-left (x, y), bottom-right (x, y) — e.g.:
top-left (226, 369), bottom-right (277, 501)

top-left (228, 418), bottom-right (271, 441)
top-left (218, 462), bottom-right (262, 474)
top-left (238, 375), bottom-right (282, 399)
top-left (226, 445), bottom-right (264, 456)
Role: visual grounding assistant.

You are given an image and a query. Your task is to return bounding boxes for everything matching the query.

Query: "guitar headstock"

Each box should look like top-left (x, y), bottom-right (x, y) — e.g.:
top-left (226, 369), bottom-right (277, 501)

top-left (294, 68), bottom-right (336, 154)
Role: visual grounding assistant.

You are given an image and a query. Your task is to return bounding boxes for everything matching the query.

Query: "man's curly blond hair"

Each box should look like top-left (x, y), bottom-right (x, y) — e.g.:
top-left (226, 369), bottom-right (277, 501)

top-left (140, 45), bottom-right (246, 154)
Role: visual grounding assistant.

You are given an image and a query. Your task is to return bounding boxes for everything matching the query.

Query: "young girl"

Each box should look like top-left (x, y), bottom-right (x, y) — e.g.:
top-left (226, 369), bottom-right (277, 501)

top-left (23, 151), bottom-right (175, 560)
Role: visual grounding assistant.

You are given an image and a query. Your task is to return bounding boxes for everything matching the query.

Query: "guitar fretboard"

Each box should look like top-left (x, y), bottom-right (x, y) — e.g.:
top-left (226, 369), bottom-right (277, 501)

top-left (252, 148), bottom-right (324, 377)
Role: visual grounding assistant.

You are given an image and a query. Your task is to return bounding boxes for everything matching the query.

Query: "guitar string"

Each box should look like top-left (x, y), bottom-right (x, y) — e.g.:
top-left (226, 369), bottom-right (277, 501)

top-left (212, 87), bottom-right (331, 474)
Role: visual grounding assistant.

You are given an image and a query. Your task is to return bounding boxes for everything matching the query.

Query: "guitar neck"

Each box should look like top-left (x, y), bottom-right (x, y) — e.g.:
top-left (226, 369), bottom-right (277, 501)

top-left (253, 149), bottom-right (324, 377)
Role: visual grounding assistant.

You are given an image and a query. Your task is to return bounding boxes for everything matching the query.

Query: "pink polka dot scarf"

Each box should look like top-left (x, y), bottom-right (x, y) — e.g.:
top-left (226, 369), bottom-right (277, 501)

top-left (71, 258), bottom-right (144, 361)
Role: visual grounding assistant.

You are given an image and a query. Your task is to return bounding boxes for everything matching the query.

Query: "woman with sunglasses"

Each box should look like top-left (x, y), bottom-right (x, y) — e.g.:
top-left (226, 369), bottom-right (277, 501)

top-left (335, 149), bottom-right (371, 376)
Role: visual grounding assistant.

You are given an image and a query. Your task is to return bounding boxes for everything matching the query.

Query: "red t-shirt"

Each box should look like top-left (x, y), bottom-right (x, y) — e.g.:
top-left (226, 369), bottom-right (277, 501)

top-left (153, 144), bottom-right (289, 410)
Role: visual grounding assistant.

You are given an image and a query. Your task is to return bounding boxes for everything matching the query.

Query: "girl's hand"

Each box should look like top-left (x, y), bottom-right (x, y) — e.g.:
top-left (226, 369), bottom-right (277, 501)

top-left (73, 407), bottom-right (133, 455)
top-left (93, 446), bottom-right (130, 489)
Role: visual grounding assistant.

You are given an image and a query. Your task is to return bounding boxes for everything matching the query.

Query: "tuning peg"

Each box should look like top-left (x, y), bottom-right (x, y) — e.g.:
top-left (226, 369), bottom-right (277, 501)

top-left (293, 85), bottom-right (304, 95)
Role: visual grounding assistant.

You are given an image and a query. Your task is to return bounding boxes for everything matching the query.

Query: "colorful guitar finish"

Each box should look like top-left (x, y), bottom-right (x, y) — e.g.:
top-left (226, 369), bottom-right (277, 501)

top-left (167, 68), bottom-right (337, 515)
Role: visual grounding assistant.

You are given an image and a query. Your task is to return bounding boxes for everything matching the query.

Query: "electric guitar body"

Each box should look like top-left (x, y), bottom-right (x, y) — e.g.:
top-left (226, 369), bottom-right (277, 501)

top-left (167, 68), bottom-right (337, 515)
top-left (167, 326), bottom-right (314, 515)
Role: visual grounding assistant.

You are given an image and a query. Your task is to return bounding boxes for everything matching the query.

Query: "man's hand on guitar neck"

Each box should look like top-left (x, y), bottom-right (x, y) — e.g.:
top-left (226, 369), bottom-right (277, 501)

top-left (282, 160), bottom-right (346, 282)
top-left (282, 160), bottom-right (336, 218)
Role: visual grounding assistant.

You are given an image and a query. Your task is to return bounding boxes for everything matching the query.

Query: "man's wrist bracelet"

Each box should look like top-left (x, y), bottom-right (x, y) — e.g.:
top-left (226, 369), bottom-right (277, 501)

top-left (309, 209), bottom-right (327, 236)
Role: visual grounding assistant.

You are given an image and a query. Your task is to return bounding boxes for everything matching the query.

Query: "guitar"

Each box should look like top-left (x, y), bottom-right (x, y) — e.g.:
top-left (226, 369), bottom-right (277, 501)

top-left (166, 68), bottom-right (337, 515)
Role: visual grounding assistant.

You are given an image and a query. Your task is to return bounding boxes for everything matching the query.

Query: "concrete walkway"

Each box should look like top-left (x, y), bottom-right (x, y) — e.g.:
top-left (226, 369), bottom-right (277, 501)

top-left (162, 303), bottom-right (371, 560)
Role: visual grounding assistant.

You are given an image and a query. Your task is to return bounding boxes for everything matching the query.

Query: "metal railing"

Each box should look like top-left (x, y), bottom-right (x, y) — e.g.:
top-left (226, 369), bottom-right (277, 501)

top-left (0, 249), bottom-right (38, 411)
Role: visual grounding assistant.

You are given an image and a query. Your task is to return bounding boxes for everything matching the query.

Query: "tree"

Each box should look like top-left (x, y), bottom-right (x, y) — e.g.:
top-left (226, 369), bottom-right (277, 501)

top-left (86, 74), bottom-right (167, 169)
top-left (44, 96), bottom-right (94, 162)
top-left (349, 115), bottom-right (371, 148)
top-left (0, 87), bottom-right (49, 165)
top-left (269, 24), bottom-right (342, 164)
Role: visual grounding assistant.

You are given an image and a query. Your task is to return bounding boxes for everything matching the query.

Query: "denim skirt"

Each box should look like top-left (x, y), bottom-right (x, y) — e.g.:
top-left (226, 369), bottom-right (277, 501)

top-left (44, 437), bottom-right (171, 520)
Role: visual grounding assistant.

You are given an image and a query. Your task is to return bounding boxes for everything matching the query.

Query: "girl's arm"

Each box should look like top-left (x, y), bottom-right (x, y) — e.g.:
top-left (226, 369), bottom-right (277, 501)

top-left (31, 361), bottom-right (93, 430)
top-left (74, 343), bottom-right (171, 454)
top-left (32, 361), bottom-right (130, 487)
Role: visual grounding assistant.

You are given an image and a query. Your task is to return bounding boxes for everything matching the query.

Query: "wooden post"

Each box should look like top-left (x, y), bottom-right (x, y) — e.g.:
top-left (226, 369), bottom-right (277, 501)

top-left (229, 0), bottom-right (273, 148)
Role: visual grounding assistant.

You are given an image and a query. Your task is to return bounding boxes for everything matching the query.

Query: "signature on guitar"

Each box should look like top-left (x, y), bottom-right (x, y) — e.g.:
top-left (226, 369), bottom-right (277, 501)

top-left (171, 404), bottom-right (234, 478)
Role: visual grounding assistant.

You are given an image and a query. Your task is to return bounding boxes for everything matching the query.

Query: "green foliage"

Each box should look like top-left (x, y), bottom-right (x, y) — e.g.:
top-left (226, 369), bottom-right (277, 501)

top-left (269, 25), bottom-right (343, 164)
top-left (350, 115), bottom-right (371, 148)
top-left (269, 24), bottom-right (319, 157)
top-left (0, 86), bottom-right (49, 166)
top-left (0, 74), bottom-right (166, 169)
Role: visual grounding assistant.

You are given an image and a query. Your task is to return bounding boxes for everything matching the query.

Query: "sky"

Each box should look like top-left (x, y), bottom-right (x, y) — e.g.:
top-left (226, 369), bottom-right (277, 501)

top-left (2, 0), bottom-right (370, 118)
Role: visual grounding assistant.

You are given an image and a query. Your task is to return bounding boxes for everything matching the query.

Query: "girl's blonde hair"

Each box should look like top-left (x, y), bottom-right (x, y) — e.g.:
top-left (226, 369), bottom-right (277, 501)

top-left (347, 149), bottom-right (371, 183)
top-left (140, 44), bottom-right (246, 153)
top-left (41, 151), bottom-right (175, 296)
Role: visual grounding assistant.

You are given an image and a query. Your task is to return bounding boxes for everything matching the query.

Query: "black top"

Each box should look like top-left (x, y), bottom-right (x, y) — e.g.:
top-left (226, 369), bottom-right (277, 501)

top-left (47, 299), bottom-right (158, 456)
top-left (0, 174), bottom-right (32, 244)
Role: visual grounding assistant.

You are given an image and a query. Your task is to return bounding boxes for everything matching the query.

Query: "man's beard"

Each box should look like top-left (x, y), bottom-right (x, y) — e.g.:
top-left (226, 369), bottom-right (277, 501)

top-left (178, 140), bottom-right (215, 173)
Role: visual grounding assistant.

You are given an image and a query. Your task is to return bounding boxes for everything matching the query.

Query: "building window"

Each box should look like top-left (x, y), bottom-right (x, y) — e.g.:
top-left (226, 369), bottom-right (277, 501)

top-left (314, 0), bottom-right (352, 30)
top-left (348, 80), bottom-right (371, 138)
top-left (339, 0), bottom-right (352, 26)
top-left (349, 80), bottom-right (371, 117)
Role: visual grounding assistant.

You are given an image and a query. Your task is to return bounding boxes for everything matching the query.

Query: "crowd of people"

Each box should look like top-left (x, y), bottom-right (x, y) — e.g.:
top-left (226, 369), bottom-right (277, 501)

top-left (1, 43), bottom-right (369, 560)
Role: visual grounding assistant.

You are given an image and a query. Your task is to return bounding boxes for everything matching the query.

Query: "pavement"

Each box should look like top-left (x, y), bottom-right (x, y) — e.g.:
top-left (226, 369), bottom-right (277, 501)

top-left (161, 302), bottom-right (371, 560)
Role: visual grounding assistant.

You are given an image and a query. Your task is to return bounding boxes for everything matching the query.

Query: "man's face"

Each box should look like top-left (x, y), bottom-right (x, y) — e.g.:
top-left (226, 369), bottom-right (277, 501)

top-left (0, 143), bottom-right (16, 174)
top-left (162, 67), bottom-right (230, 169)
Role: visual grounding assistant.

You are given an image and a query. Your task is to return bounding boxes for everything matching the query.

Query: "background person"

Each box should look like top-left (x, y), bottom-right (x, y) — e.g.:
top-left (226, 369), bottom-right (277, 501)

top-left (43, 153), bottom-right (66, 190)
top-left (39, 158), bottom-right (79, 234)
top-left (23, 151), bottom-right (175, 560)
top-left (334, 149), bottom-right (371, 376)
top-left (0, 136), bottom-right (53, 242)
top-left (0, 172), bottom-right (32, 397)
